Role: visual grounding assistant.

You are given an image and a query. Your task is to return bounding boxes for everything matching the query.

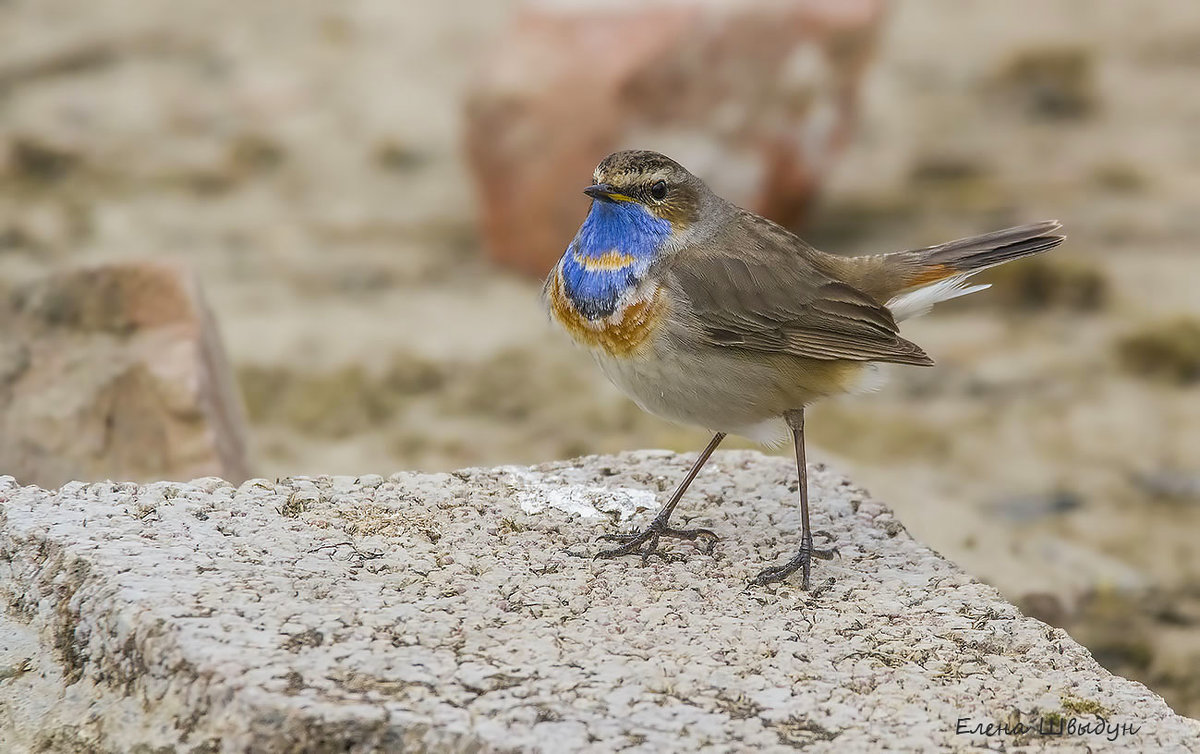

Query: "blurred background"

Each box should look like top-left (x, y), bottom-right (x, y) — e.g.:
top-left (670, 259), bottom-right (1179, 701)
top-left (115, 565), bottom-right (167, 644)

top-left (1, 0), bottom-right (1199, 717)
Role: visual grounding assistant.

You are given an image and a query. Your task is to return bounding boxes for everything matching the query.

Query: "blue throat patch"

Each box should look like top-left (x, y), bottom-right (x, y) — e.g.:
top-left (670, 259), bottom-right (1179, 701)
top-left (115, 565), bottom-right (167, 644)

top-left (559, 200), bottom-right (671, 320)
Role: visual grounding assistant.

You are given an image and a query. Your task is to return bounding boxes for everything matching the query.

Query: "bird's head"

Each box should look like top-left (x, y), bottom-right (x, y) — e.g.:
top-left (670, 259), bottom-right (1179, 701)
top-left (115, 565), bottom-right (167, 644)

top-left (583, 150), bottom-right (708, 235)
top-left (556, 150), bottom-right (710, 319)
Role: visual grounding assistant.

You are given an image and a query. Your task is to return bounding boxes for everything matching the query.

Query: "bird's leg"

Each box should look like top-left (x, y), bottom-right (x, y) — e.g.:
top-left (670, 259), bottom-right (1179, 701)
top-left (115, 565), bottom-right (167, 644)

top-left (596, 432), bottom-right (725, 562)
top-left (752, 409), bottom-right (838, 589)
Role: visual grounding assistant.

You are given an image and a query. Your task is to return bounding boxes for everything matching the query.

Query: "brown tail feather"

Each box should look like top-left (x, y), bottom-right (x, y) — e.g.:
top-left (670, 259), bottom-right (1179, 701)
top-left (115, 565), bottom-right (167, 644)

top-left (831, 221), bottom-right (1066, 306)
top-left (897, 220), bottom-right (1065, 289)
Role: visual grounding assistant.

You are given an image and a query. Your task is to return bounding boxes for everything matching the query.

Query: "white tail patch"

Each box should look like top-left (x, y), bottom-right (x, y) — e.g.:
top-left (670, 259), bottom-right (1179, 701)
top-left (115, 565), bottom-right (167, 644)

top-left (886, 274), bottom-right (991, 322)
top-left (848, 362), bottom-right (887, 394)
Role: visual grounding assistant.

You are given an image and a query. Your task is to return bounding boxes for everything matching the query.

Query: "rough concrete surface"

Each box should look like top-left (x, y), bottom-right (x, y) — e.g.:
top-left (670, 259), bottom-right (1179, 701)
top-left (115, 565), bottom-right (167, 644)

top-left (1, 450), bottom-right (1197, 752)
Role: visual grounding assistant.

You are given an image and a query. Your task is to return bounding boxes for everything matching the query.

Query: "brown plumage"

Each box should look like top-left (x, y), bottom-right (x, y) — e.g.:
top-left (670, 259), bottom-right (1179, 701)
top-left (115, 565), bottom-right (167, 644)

top-left (663, 210), bottom-right (1064, 368)
top-left (662, 209), bottom-right (934, 367)
top-left (837, 219), bottom-right (1066, 301)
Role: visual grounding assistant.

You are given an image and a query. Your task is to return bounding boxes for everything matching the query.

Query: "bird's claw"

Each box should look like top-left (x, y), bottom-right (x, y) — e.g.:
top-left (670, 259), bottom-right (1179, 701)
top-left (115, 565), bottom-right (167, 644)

top-left (595, 522), bottom-right (718, 562)
top-left (751, 535), bottom-right (839, 590)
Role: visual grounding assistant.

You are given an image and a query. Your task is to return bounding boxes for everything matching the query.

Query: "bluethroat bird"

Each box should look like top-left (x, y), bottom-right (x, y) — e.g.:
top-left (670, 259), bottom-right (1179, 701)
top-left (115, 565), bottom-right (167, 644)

top-left (545, 150), bottom-right (1064, 589)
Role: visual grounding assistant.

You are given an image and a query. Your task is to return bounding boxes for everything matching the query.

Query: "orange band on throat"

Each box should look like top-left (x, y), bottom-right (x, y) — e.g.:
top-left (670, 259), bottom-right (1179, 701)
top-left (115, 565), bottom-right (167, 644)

top-left (573, 248), bottom-right (637, 271)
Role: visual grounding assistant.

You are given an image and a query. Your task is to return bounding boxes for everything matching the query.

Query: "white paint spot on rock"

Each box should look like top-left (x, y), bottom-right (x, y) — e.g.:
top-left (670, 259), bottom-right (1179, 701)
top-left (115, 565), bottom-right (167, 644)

top-left (501, 467), bottom-right (659, 521)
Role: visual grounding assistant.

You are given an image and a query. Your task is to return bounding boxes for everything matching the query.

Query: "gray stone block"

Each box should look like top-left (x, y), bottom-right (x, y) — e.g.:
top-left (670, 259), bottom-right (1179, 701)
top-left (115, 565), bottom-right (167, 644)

top-left (1, 451), bottom-right (1197, 752)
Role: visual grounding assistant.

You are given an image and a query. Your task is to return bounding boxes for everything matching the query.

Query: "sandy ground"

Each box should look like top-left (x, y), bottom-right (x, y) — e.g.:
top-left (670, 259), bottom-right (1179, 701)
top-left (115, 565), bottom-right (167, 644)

top-left (2, 0), bottom-right (1199, 718)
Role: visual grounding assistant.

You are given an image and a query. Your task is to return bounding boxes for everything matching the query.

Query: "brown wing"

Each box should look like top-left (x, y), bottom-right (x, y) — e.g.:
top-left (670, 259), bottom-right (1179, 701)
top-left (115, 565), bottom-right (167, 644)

top-left (659, 210), bottom-right (934, 366)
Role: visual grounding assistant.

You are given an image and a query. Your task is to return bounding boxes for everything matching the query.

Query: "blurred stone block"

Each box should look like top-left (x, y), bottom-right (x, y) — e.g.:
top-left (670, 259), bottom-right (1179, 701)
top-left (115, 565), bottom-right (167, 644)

top-left (464, 0), bottom-right (886, 276)
top-left (0, 262), bottom-right (250, 487)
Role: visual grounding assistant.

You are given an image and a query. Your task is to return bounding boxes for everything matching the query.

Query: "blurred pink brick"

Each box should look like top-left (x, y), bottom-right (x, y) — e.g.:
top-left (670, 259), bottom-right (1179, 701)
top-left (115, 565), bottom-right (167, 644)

top-left (0, 262), bottom-right (251, 487)
top-left (464, 0), bottom-right (886, 277)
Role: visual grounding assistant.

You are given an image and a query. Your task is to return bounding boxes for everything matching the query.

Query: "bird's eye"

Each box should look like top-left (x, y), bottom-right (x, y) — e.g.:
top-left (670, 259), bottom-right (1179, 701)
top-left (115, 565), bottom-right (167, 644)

top-left (649, 180), bottom-right (668, 201)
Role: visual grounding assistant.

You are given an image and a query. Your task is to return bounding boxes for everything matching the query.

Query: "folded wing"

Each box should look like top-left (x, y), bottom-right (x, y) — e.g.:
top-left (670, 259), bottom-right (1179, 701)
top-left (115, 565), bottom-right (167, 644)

top-left (660, 211), bottom-right (935, 367)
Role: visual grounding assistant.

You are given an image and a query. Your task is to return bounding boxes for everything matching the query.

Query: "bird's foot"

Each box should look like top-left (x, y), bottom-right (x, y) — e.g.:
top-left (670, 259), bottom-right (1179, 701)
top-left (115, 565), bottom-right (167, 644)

top-left (595, 517), bottom-right (718, 563)
top-left (751, 530), bottom-right (838, 589)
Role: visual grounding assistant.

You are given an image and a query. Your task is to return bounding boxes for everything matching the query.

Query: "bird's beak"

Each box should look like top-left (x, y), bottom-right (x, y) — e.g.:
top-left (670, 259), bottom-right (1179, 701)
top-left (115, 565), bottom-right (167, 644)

top-left (584, 184), bottom-right (633, 203)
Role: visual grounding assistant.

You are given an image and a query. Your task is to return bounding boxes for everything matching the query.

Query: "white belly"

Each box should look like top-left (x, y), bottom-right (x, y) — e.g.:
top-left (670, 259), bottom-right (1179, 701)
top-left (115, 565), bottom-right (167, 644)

top-left (592, 346), bottom-right (790, 444)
